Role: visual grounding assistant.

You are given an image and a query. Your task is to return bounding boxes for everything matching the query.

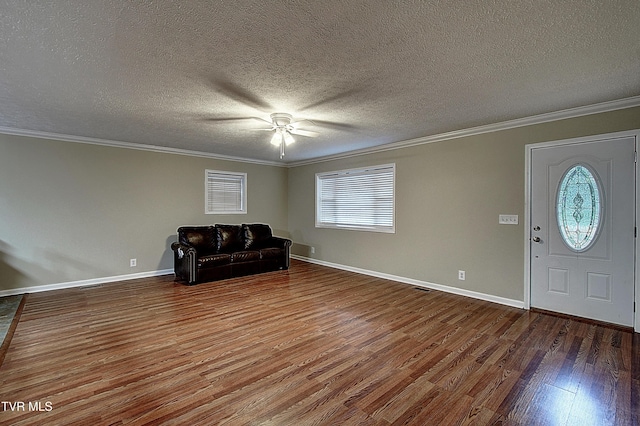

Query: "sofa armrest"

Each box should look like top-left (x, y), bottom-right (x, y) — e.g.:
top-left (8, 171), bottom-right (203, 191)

top-left (266, 236), bottom-right (292, 249)
top-left (171, 242), bottom-right (197, 258)
top-left (269, 237), bottom-right (292, 269)
top-left (171, 242), bottom-right (198, 284)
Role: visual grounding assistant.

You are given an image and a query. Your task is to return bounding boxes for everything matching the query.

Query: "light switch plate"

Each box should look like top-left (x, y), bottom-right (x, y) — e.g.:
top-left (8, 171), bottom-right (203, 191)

top-left (499, 214), bottom-right (519, 225)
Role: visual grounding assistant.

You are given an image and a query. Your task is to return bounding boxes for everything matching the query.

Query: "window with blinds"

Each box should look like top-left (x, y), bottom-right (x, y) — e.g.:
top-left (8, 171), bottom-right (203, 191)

top-left (315, 164), bottom-right (395, 233)
top-left (205, 170), bottom-right (247, 214)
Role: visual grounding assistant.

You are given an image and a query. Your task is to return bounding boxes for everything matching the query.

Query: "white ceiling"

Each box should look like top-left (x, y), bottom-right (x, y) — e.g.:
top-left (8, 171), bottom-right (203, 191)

top-left (1, 1), bottom-right (639, 164)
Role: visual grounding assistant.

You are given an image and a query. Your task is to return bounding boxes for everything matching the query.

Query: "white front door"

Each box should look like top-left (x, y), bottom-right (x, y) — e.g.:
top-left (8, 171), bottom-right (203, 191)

top-left (530, 136), bottom-right (636, 327)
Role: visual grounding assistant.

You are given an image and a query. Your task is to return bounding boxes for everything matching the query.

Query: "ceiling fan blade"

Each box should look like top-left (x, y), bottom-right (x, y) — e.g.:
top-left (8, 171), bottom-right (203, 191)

top-left (290, 119), bottom-right (316, 127)
top-left (251, 116), bottom-right (273, 124)
top-left (204, 116), bottom-right (273, 127)
top-left (203, 116), bottom-right (256, 123)
top-left (290, 128), bottom-right (319, 138)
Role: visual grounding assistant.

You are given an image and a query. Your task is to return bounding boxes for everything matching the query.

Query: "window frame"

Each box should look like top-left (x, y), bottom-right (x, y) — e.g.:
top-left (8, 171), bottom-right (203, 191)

top-left (315, 163), bottom-right (396, 233)
top-left (204, 169), bottom-right (247, 215)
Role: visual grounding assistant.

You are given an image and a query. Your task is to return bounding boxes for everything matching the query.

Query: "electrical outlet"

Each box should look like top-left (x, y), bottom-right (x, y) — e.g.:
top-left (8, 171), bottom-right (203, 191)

top-left (130, 258), bottom-right (137, 267)
top-left (310, 247), bottom-right (315, 254)
top-left (458, 270), bottom-right (465, 280)
top-left (499, 214), bottom-right (519, 225)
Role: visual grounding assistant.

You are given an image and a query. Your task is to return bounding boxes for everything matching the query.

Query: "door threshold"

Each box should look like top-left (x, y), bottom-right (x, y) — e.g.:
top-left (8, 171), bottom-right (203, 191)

top-left (531, 308), bottom-right (633, 332)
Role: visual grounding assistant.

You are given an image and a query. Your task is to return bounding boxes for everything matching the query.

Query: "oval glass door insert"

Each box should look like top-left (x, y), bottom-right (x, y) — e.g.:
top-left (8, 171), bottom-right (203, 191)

top-left (556, 164), bottom-right (603, 251)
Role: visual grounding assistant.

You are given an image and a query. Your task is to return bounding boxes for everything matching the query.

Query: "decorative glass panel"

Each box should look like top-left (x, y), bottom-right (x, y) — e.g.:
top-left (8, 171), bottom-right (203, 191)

top-left (556, 164), bottom-right (602, 251)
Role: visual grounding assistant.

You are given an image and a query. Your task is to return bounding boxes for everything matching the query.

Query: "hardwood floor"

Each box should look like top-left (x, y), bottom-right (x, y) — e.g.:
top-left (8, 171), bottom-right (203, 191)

top-left (0, 259), bottom-right (638, 425)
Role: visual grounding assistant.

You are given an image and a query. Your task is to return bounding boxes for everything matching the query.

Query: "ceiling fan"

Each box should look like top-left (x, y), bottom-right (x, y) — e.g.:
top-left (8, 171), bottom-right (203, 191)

top-left (256, 113), bottom-right (319, 159)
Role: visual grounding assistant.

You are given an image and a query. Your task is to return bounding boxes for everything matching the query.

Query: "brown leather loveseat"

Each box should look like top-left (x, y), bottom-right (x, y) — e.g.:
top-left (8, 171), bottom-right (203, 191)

top-left (171, 223), bottom-right (291, 285)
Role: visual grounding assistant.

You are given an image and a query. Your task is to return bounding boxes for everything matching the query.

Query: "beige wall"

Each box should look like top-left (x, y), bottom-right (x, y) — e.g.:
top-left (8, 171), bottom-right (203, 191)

top-left (0, 134), bottom-right (288, 291)
top-left (287, 107), bottom-right (640, 302)
top-left (2, 106), bottom-right (639, 298)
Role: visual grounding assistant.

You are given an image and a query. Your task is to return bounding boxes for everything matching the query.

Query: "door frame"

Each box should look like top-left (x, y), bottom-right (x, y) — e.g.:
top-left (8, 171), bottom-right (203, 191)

top-left (524, 129), bottom-right (639, 332)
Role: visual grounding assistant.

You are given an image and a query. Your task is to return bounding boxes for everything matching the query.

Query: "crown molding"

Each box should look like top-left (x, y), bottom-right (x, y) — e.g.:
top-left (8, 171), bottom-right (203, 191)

top-left (2, 96), bottom-right (639, 168)
top-left (287, 95), bottom-right (640, 167)
top-left (0, 126), bottom-right (286, 167)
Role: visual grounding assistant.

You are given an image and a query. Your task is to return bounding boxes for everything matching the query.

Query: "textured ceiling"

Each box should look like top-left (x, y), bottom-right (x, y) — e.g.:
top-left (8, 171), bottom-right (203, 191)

top-left (0, 1), bottom-right (639, 164)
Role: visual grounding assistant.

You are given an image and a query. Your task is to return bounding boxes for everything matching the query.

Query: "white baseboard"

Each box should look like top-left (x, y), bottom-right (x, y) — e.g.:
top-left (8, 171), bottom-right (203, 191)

top-left (2, 259), bottom-right (526, 311)
top-left (291, 255), bottom-right (525, 309)
top-left (0, 269), bottom-right (174, 297)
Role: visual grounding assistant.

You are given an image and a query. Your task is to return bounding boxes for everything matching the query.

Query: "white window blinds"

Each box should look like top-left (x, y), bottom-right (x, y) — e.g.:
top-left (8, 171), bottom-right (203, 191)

top-left (316, 164), bottom-right (395, 233)
top-left (205, 170), bottom-right (247, 214)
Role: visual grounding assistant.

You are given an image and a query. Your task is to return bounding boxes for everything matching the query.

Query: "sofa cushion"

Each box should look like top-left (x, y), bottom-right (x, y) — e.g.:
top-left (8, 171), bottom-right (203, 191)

top-left (230, 250), bottom-right (260, 263)
top-left (178, 226), bottom-right (217, 254)
top-left (198, 253), bottom-right (231, 269)
top-left (215, 225), bottom-right (244, 253)
top-left (243, 224), bottom-right (273, 250)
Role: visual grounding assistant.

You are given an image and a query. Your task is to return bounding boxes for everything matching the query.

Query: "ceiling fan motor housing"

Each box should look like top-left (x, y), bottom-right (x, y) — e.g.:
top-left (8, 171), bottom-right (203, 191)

top-left (270, 113), bottom-right (293, 127)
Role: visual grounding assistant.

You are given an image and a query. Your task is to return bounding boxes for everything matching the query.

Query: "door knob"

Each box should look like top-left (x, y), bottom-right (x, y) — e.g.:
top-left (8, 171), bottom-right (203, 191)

top-left (532, 236), bottom-right (541, 243)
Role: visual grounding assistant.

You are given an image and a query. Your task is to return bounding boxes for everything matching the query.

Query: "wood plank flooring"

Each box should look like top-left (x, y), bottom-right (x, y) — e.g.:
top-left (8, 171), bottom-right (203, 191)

top-left (0, 259), bottom-right (638, 425)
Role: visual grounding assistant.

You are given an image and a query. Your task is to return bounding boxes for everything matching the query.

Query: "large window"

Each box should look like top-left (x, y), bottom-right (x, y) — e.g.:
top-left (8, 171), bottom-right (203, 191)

top-left (205, 170), bottom-right (247, 214)
top-left (316, 163), bottom-right (395, 233)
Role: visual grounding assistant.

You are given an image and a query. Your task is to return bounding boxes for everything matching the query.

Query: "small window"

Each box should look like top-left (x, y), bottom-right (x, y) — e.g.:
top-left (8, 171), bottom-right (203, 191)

top-left (316, 163), bottom-right (395, 233)
top-left (556, 164), bottom-right (602, 251)
top-left (205, 170), bottom-right (247, 214)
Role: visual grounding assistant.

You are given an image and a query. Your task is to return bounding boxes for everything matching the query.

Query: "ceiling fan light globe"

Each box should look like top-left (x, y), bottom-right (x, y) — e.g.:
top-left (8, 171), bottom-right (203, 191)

top-left (270, 129), bottom-right (283, 146)
top-left (283, 131), bottom-right (295, 145)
